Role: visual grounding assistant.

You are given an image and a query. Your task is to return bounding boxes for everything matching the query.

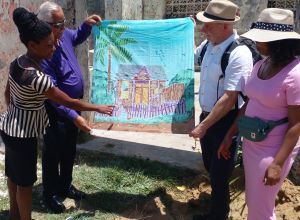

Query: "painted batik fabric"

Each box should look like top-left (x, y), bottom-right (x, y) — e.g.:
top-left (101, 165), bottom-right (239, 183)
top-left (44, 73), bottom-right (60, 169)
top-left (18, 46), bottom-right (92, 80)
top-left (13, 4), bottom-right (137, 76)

top-left (91, 18), bottom-right (194, 125)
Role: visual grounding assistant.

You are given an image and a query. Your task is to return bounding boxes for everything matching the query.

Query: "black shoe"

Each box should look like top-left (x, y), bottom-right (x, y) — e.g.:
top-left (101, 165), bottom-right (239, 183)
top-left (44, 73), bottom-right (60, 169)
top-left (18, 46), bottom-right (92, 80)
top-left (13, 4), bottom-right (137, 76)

top-left (192, 214), bottom-right (210, 220)
top-left (44, 195), bottom-right (66, 213)
top-left (65, 185), bottom-right (86, 200)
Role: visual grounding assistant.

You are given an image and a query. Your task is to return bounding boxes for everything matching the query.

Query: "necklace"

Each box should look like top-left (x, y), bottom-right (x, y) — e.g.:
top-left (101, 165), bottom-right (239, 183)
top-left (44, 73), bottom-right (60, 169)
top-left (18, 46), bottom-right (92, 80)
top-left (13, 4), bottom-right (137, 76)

top-left (258, 58), bottom-right (271, 80)
top-left (259, 57), bottom-right (294, 80)
top-left (24, 55), bottom-right (41, 70)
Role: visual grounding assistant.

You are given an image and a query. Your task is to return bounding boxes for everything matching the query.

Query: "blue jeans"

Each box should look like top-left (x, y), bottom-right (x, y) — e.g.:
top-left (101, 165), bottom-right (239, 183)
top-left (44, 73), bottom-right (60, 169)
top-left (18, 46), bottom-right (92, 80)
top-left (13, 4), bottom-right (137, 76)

top-left (200, 110), bottom-right (238, 220)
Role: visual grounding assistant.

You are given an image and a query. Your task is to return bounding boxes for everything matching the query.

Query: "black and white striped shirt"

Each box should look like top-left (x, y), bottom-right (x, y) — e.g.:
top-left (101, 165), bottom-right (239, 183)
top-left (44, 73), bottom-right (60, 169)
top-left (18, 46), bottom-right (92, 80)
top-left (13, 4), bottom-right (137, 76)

top-left (0, 58), bottom-right (54, 138)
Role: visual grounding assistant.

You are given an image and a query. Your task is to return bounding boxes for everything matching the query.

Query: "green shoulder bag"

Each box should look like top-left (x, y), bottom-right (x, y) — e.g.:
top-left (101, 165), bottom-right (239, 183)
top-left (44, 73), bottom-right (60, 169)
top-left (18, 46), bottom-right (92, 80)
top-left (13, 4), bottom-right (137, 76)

top-left (237, 115), bottom-right (288, 142)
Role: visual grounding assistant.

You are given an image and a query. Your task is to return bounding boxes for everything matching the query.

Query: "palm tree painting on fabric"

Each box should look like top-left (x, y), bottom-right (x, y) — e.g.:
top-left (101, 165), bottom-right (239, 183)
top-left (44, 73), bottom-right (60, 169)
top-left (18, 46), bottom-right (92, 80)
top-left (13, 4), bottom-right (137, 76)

top-left (94, 21), bottom-right (137, 93)
top-left (91, 18), bottom-right (195, 132)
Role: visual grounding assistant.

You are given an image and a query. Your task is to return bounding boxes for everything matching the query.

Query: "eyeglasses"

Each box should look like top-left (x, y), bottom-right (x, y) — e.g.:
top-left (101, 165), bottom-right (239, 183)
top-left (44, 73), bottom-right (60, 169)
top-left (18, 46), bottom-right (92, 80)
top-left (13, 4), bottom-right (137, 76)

top-left (48, 19), bottom-right (66, 29)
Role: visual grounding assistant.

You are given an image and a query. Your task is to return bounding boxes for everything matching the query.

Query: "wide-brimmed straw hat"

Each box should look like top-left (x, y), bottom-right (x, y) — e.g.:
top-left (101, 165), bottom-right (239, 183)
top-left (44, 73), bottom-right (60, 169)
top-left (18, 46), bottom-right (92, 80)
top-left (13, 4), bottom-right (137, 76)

top-left (196, 0), bottom-right (240, 23)
top-left (242, 8), bottom-right (300, 42)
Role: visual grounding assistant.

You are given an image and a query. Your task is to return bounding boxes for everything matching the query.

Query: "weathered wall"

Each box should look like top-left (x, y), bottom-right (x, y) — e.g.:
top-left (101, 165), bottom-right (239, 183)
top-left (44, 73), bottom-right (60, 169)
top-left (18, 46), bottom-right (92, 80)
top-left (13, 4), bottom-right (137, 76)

top-left (104, 0), bottom-right (166, 20)
top-left (104, 0), bottom-right (122, 20)
top-left (105, 0), bottom-right (143, 20)
top-left (142, 0), bottom-right (166, 20)
top-left (57, 0), bottom-right (75, 28)
top-left (122, 0), bottom-right (142, 19)
top-left (87, 0), bottom-right (105, 18)
top-left (233, 0), bottom-right (268, 34)
top-left (0, 0), bottom-right (46, 113)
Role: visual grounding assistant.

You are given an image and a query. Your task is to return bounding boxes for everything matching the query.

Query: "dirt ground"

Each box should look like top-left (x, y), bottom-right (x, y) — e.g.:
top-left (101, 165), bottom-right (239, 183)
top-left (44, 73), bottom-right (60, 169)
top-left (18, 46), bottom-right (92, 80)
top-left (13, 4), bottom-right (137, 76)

top-left (118, 174), bottom-right (300, 220)
top-left (0, 152), bottom-right (299, 220)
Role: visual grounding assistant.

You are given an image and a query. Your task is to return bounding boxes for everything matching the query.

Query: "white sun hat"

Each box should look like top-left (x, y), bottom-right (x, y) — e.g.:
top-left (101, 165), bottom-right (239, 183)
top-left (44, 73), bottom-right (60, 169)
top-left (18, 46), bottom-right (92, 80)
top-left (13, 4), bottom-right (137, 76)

top-left (241, 8), bottom-right (300, 42)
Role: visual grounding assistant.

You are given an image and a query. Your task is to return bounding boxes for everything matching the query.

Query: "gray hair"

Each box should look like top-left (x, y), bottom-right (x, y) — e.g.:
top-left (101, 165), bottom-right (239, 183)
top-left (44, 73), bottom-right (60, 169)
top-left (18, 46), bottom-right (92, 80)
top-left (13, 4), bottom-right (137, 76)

top-left (37, 1), bottom-right (61, 23)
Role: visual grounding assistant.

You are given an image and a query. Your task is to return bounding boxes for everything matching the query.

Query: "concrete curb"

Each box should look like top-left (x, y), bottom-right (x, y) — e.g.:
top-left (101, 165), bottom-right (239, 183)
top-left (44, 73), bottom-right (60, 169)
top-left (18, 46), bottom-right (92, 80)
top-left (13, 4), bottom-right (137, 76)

top-left (0, 133), bottom-right (205, 172)
top-left (78, 130), bottom-right (204, 171)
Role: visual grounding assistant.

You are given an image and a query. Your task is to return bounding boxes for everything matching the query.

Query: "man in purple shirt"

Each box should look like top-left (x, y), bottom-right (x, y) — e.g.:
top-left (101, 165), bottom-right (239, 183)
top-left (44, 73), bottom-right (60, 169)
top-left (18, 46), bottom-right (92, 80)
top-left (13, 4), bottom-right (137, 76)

top-left (37, 1), bottom-right (102, 213)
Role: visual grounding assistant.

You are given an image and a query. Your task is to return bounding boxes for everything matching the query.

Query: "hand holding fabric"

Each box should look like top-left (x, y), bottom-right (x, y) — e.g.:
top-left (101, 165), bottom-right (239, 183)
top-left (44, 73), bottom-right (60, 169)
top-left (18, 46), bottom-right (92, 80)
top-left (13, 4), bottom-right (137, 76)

top-left (85, 14), bottom-right (102, 26)
top-left (189, 15), bottom-right (196, 27)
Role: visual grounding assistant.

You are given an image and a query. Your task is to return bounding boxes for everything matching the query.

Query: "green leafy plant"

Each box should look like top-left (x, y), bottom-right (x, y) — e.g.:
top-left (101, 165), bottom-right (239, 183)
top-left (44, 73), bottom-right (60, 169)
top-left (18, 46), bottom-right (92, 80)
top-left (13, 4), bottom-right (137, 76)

top-left (95, 21), bottom-right (137, 93)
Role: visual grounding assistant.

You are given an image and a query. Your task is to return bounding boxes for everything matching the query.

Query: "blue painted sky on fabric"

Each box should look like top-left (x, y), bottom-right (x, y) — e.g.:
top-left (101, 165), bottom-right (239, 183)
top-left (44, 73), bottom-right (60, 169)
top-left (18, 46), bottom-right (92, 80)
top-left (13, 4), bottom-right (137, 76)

top-left (92, 18), bottom-right (194, 82)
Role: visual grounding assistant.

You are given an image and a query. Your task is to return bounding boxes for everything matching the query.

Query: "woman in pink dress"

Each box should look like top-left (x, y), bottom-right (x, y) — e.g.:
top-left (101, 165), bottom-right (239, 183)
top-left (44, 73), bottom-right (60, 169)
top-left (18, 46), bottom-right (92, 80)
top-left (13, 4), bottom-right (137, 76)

top-left (218, 8), bottom-right (300, 220)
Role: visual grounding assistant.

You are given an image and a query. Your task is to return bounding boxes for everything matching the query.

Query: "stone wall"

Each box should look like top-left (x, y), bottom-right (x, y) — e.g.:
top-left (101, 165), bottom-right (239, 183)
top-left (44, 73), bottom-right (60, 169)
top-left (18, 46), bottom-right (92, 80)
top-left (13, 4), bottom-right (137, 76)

top-left (57, 0), bottom-right (75, 28)
top-left (87, 0), bottom-right (105, 18)
top-left (142, 0), bottom-right (166, 20)
top-left (233, 0), bottom-right (268, 34)
top-left (103, 0), bottom-right (166, 20)
top-left (105, 0), bottom-right (143, 20)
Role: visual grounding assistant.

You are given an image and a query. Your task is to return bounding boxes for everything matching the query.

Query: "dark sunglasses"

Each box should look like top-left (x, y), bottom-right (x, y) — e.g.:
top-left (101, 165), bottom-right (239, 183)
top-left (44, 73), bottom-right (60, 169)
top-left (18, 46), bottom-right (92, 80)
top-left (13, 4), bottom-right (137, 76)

top-left (48, 19), bottom-right (66, 29)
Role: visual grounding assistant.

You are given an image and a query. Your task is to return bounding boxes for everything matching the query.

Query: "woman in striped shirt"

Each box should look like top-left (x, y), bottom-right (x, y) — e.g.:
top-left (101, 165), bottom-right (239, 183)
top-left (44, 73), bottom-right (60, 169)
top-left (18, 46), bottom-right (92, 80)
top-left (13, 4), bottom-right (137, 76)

top-left (0, 8), bottom-right (113, 220)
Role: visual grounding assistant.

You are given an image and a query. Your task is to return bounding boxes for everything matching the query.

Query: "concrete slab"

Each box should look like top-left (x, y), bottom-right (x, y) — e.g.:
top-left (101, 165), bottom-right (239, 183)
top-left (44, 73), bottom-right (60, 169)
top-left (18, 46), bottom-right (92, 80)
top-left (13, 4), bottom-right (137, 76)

top-left (79, 129), bottom-right (204, 171)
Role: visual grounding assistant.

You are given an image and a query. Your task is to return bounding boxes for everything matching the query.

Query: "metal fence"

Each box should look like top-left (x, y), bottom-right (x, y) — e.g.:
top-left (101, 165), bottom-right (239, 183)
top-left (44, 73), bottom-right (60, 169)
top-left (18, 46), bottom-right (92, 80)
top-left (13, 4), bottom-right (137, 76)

top-left (267, 0), bottom-right (298, 10)
top-left (268, 0), bottom-right (300, 30)
top-left (166, 0), bottom-right (210, 18)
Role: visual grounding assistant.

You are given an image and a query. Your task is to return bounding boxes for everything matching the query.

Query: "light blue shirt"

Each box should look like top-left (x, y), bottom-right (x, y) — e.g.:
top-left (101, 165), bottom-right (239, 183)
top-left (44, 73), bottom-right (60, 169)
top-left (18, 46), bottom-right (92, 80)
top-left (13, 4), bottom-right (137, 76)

top-left (194, 31), bottom-right (253, 112)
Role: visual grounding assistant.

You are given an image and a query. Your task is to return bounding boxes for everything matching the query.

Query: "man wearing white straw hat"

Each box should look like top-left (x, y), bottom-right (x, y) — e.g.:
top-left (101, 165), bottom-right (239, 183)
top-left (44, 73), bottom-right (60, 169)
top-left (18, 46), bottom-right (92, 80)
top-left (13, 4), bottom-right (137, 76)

top-left (189, 0), bottom-right (253, 219)
top-left (219, 8), bottom-right (300, 220)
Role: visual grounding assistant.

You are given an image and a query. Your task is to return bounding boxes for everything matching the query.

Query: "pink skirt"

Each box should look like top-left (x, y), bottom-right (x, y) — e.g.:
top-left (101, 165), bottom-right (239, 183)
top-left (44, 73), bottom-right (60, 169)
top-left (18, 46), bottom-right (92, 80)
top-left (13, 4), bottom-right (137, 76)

top-left (243, 134), bottom-right (300, 220)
